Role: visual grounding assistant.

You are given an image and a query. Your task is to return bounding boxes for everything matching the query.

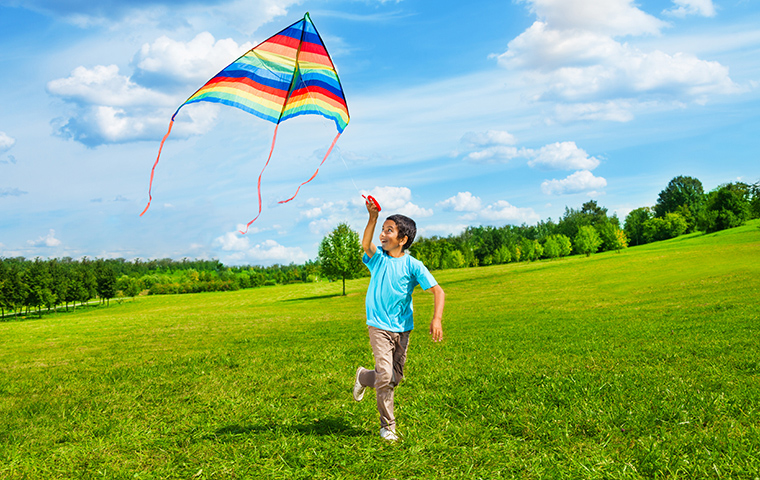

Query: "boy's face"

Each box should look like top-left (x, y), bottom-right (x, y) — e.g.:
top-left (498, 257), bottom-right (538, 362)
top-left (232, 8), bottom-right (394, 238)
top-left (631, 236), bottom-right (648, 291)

top-left (379, 219), bottom-right (407, 252)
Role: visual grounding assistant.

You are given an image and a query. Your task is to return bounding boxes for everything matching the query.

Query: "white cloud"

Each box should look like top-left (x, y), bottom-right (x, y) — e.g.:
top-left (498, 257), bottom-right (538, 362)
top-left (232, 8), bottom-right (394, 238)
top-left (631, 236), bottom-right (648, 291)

top-left (479, 200), bottom-right (541, 224)
top-left (664, 0), bottom-right (716, 18)
top-left (417, 223), bottom-right (469, 237)
top-left (437, 192), bottom-right (483, 212)
top-left (462, 130), bottom-right (517, 147)
top-left (27, 229), bottom-right (62, 248)
top-left (213, 234), bottom-right (308, 264)
top-left (541, 170), bottom-right (607, 195)
top-left (48, 65), bottom-right (174, 108)
top-left (0, 132), bottom-right (15, 153)
top-left (501, 23), bottom-right (740, 104)
top-left (359, 186), bottom-right (433, 218)
top-left (523, 0), bottom-right (668, 37)
top-left (496, 0), bottom-right (742, 122)
top-left (459, 130), bottom-right (533, 163)
top-left (553, 101), bottom-right (634, 123)
top-left (528, 141), bottom-right (600, 170)
top-left (133, 33), bottom-right (255, 87)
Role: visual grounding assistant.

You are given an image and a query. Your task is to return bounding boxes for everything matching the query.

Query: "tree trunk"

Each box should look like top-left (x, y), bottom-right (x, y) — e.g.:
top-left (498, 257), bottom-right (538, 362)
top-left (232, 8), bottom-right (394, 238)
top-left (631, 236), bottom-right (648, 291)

top-left (342, 275), bottom-right (346, 296)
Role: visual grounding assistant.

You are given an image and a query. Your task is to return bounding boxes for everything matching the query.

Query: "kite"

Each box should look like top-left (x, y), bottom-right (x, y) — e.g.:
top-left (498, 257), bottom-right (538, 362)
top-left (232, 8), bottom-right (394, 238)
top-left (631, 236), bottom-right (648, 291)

top-left (140, 12), bottom-right (350, 233)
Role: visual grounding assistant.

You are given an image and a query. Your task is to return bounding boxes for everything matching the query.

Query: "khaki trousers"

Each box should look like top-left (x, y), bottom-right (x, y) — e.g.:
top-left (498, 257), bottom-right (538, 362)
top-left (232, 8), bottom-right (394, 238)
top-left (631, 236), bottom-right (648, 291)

top-left (358, 326), bottom-right (410, 431)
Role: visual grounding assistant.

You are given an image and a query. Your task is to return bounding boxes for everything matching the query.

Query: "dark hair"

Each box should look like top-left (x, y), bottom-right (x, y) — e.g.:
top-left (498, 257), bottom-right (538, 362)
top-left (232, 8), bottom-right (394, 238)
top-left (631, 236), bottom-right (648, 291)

top-left (386, 214), bottom-right (416, 251)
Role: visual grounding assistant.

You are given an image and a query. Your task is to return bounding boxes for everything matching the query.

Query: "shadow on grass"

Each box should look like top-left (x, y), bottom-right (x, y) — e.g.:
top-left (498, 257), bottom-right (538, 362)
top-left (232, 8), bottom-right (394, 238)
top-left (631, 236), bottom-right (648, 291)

top-left (283, 293), bottom-right (345, 302)
top-left (213, 417), bottom-right (369, 439)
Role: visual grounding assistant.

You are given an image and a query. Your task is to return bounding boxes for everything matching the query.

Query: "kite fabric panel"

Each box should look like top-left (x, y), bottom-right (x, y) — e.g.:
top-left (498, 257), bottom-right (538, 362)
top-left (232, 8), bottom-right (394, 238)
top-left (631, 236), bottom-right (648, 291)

top-left (141, 12), bottom-right (350, 233)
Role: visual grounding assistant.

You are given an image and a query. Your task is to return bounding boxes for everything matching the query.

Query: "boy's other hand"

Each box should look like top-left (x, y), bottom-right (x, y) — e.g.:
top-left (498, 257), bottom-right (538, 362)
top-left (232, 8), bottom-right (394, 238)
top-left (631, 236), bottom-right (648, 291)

top-left (429, 318), bottom-right (443, 342)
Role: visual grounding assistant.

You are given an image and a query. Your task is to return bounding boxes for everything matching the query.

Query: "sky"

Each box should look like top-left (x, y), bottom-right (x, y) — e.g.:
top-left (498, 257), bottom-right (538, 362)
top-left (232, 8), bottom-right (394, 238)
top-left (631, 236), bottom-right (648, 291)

top-left (1, 0), bottom-right (759, 266)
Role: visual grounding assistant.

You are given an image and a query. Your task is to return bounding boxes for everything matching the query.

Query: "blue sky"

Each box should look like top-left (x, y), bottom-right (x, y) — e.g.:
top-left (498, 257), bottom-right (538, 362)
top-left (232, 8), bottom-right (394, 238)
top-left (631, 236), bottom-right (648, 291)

top-left (1, 0), bottom-right (759, 265)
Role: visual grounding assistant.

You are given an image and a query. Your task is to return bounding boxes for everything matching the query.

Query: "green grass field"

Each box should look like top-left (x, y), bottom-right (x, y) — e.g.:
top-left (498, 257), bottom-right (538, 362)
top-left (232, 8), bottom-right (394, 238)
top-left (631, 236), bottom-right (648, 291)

top-left (2, 221), bottom-right (759, 479)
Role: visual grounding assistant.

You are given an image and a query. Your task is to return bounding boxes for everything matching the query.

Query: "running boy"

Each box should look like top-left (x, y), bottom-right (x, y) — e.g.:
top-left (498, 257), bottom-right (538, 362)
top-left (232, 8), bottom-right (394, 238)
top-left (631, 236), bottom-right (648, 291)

top-left (352, 198), bottom-right (445, 442)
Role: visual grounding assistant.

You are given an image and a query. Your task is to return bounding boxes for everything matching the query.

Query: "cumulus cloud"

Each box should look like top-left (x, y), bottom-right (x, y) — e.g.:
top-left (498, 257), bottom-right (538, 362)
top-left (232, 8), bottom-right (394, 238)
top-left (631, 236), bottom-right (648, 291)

top-left (46, 32), bottom-right (257, 146)
top-left (523, 0), bottom-right (668, 37)
top-left (0, 132), bottom-right (15, 153)
top-left (497, 0), bottom-right (741, 122)
top-left (437, 192), bottom-right (540, 225)
top-left (48, 63), bottom-right (221, 146)
top-left (359, 186), bottom-right (433, 218)
top-left (541, 170), bottom-right (607, 195)
top-left (528, 142), bottom-right (600, 171)
top-left (480, 200), bottom-right (541, 224)
top-left (47, 65), bottom-right (174, 107)
top-left (28, 229), bottom-right (62, 248)
top-left (213, 233), bottom-right (309, 264)
top-left (437, 192), bottom-right (483, 212)
top-left (664, 0), bottom-right (716, 18)
top-left (459, 130), bottom-right (532, 163)
top-left (132, 33), bottom-right (254, 87)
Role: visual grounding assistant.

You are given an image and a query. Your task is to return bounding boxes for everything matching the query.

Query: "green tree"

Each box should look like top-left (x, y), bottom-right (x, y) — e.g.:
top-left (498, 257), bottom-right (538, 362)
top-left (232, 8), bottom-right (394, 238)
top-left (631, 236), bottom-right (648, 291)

top-left (598, 223), bottom-right (628, 253)
top-left (654, 175), bottom-right (704, 232)
top-left (698, 183), bottom-right (751, 233)
top-left (644, 212), bottom-right (688, 242)
top-left (318, 223), bottom-right (363, 296)
top-left (624, 207), bottom-right (652, 246)
top-left (95, 260), bottom-right (118, 305)
top-left (574, 225), bottom-right (602, 257)
top-left (543, 237), bottom-right (560, 259)
top-left (442, 250), bottom-right (467, 269)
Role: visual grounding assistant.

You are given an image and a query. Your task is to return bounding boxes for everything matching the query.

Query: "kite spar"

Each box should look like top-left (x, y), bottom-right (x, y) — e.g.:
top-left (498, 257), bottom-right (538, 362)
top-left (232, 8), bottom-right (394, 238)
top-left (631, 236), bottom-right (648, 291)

top-left (140, 12), bottom-right (350, 233)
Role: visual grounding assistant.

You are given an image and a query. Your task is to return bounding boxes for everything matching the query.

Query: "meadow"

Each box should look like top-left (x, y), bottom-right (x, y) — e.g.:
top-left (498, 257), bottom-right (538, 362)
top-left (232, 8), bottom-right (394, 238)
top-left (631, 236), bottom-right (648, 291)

top-left (1, 221), bottom-right (759, 479)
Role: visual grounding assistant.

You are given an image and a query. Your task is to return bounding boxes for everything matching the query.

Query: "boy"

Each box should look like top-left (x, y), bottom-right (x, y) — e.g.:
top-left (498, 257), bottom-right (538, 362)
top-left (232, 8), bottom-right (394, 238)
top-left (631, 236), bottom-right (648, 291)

top-left (352, 198), bottom-right (445, 442)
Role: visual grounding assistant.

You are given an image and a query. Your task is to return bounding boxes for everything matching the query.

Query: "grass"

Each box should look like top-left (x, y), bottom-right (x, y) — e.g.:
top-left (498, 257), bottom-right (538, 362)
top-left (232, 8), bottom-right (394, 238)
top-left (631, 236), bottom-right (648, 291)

top-left (1, 220), bottom-right (759, 479)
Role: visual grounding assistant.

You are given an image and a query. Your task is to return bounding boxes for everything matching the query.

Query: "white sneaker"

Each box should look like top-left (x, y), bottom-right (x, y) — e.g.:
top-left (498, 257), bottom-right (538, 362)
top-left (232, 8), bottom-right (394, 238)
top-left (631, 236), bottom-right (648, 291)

top-left (353, 367), bottom-right (366, 402)
top-left (379, 427), bottom-right (399, 442)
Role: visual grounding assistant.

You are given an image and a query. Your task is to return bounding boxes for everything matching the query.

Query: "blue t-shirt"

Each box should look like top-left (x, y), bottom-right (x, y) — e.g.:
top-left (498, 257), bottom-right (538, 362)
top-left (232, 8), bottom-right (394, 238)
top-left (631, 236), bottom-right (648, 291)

top-left (363, 247), bottom-right (437, 333)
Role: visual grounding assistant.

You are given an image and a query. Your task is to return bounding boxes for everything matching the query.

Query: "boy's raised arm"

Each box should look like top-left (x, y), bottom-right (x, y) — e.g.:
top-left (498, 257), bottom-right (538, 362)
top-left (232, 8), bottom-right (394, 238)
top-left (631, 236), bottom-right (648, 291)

top-left (362, 199), bottom-right (379, 258)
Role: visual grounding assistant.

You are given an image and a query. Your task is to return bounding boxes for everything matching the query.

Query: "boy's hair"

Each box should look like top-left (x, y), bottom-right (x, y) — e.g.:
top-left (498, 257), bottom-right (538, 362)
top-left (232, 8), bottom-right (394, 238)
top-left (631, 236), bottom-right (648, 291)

top-left (386, 214), bottom-right (416, 251)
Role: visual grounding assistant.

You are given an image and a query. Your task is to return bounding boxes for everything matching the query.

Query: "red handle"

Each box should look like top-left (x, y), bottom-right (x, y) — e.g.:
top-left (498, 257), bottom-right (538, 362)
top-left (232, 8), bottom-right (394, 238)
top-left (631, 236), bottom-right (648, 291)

top-left (363, 194), bottom-right (381, 212)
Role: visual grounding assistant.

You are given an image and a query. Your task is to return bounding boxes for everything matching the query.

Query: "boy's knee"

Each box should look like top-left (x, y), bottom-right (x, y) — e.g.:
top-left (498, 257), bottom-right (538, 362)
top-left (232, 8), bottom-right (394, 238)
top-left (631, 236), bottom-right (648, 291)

top-left (374, 371), bottom-right (393, 390)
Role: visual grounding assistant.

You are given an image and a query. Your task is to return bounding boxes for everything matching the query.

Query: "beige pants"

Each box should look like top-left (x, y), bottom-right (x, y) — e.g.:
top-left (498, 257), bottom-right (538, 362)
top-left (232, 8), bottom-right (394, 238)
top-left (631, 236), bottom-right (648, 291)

top-left (358, 326), bottom-right (411, 431)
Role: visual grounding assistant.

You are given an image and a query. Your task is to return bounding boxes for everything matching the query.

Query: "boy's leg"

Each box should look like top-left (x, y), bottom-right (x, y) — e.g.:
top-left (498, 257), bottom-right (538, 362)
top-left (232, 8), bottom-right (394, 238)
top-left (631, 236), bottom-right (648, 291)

top-left (366, 327), bottom-right (411, 432)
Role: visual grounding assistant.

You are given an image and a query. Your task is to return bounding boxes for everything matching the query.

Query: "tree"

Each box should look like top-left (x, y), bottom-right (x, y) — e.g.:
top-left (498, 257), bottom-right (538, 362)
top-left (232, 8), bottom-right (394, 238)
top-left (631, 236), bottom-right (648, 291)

top-left (654, 176), bottom-right (704, 231)
top-left (624, 207), bottom-right (652, 246)
top-left (643, 213), bottom-right (688, 242)
top-left (442, 250), bottom-right (467, 269)
top-left (95, 260), bottom-right (118, 305)
top-left (318, 223), bottom-right (363, 296)
top-left (698, 183), bottom-right (751, 233)
top-left (598, 223), bottom-right (628, 253)
top-left (574, 225), bottom-right (602, 257)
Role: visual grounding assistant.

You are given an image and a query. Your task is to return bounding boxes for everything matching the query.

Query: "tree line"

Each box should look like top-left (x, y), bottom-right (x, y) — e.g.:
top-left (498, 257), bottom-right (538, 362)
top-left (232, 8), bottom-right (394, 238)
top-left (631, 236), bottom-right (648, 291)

top-left (3, 175), bottom-right (758, 311)
top-left (0, 257), bottom-right (320, 318)
top-left (409, 176), bottom-right (759, 270)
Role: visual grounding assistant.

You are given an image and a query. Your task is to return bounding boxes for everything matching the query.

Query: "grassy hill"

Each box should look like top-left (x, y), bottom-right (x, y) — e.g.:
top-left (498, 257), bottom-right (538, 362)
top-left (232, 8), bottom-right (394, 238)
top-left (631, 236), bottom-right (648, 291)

top-left (1, 220), bottom-right (759, 479)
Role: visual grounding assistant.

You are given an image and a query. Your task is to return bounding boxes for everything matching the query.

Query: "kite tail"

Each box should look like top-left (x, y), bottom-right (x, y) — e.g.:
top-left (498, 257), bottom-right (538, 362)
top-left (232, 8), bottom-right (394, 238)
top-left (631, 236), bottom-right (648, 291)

top-left (239, 124), bottom-right (280, 234)
top-left (140, 114), bottom-right (177, 216)
top-left (278, 131), bottom-right (342, 205)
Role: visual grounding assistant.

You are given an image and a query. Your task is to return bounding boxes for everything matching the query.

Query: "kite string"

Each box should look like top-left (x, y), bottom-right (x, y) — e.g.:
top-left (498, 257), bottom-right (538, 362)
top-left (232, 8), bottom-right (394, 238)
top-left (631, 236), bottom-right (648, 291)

top-left (239, 124), bottom-right (280, 235)
top-left (278, 131), bottom-right (342, 205)
top-left (140, 114), bottom-right (177, 216)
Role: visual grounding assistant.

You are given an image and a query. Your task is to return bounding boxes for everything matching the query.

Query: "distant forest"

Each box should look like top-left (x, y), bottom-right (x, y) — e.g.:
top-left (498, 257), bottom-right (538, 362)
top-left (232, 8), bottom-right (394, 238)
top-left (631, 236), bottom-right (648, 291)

top-left (1, 176), bottom-right (758, 317)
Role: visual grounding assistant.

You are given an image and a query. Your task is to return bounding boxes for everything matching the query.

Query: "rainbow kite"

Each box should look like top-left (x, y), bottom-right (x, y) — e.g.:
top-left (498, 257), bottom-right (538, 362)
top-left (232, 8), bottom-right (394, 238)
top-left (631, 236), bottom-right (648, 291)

top-left (141, 12), bottom-right (350, 233)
